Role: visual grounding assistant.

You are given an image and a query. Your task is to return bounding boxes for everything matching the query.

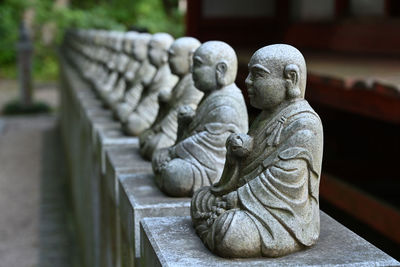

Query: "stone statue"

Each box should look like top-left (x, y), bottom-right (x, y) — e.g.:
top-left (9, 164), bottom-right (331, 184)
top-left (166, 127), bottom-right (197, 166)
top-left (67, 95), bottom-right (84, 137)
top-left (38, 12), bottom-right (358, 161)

top-left (139, 37), bottom-right (203, 160)
top-left (152, 41), bottom-right (248, 197)
top-left (97, 32), bottom-right (124, 98)
top-left (104, 31), bottom-right (140, 108)
top-left (190, 44), bottom-right (324, 258)
top-left (123, 33), bottom-right (178, 136)
top-left (114, 33), bottom-right (156, 122)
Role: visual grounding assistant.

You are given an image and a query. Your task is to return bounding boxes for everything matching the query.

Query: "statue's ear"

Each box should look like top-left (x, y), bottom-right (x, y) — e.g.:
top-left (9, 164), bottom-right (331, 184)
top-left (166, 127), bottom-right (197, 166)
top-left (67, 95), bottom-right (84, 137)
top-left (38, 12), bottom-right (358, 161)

top-left (216, 61), bottom-right (228, 87)
top-left (284, 64), bottom-right (301, 99)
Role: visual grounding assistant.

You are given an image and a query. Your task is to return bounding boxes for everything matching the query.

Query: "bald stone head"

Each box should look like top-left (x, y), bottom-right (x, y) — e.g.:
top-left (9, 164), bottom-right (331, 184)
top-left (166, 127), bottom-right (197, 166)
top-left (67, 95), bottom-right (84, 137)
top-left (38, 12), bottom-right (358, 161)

top-left (191, 41), bottom-right (238, 93)
top-left (148, 33), bottom-right (174, 67)
top-left (132, 33), bottom-right (152, 61)
top-left (168, 37), bottom-right (201, 77)
top-left (246, 44), bottom-right (307, 110)
top-left (111, 31), bottom-right (125, 51)
top-left (123, 31), bottom-right (139, 54)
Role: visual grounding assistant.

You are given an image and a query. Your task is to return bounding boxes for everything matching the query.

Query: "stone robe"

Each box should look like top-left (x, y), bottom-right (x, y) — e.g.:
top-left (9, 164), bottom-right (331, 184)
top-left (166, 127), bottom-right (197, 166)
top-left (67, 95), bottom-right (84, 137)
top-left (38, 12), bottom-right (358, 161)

top-left (191, 99), bottom-right (323, 258)
top-left (124, 64), bottom-right (178, 136)
top-left (154, 84), bottom-right (248, 196)
top-left (115, 59), bottom-right (156, 122)
top-left (105, 54), bottom-right (137, 107)
top-left (139, 73), bottom-right (203, 160)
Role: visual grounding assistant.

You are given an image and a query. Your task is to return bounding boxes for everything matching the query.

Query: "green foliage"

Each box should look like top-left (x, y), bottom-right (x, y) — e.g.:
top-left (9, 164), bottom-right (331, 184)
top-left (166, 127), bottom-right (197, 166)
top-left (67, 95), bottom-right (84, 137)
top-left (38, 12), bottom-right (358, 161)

top-left (134, 0), bottom-right (184, 37)
top-left (0, 0), bottom-right (29, 73)
top-left (2, 99), bottom-right (51, 115)
top-left (0, 0), bottom-right (184, 80)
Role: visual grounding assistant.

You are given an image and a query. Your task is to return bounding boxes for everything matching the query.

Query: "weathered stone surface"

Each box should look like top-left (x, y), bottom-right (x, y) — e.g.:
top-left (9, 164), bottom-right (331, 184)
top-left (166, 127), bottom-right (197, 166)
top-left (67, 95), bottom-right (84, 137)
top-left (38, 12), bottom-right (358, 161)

top-left (152, 41), bottom-right (248, 197)
top-left (124, 33), bottom-right (178, 136)
top-left (191, 44), bottom-right (323, 258)
top-left (96, 134), bottom-right (138, 267)
top-left (97, 32), bottom-right (127, 98)
top-left (104, 146), bottom-right (151, 204)
top-left (118, 173), bottom-right (191, 266)
top-left (139, 36), bottom-right (203, 160)
top-left (115, 33), bottom-right (156, 123)
top-left (140, 214), bottom-right (400, 267)
top-left (104, 32), bottom-right (140, 108)
top-left (95, 124), bottom-right (138, 175)
top-left (102, 146), bottom-right (152, 267)
top-left (60, 52), bottom-right (107, 267)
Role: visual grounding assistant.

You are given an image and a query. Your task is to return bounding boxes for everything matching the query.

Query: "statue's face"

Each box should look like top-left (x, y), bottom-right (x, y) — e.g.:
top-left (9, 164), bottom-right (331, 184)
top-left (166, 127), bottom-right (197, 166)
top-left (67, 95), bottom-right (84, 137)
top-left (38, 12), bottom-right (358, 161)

top-left (132, 39), bottom-right (147, 61)
top-left (124, 39), bottom-right (131, 54)
top-left (148, 39), bottom-right (167, 67)
top-left (168, 46), bottom-right (190, 76)
top-left (114, 36), bottom-right (123, 52)
top-left (245, 58), bottom-right (286, 110)
top-left (191, 51), bottom-right (217, 92)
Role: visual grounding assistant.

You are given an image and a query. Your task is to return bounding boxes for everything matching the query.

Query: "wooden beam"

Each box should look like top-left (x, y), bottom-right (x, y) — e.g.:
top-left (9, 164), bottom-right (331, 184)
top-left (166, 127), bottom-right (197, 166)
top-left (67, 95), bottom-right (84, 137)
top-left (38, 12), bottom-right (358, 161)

top-left (185, 0), bottom-right (202, 37)
top-left (320, 173), bottom-right (400, 244)
top-left (306, 74), bottom-right (400, 124)
top-left (335, 0), bottom-right (349, 18)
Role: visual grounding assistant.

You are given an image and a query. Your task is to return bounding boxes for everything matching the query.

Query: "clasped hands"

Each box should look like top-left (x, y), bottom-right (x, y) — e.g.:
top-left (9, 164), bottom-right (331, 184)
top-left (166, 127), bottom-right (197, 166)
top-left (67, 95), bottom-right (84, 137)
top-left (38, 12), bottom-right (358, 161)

top-left (195, 191), bottom-right (239, 227)
top-left (152, 146), bottom-right (176, 173)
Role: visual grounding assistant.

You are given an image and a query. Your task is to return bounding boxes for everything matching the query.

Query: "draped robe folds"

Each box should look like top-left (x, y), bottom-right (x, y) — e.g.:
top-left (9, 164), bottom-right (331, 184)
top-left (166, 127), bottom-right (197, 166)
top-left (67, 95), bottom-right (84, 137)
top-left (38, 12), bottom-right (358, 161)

top-left (139, 74), bottom-right (203, 160)
top-left (125, 64), bottom-right (178, 135)
top-left (100, 52), bottom-right (120, 93)
top-left (191, 99), bottom-right (323, 257)
top-left (160, 84), bottom-right (248, 193)
top-left (105, 55), bottom-right (137, 106)
top-left (115, 59), bottom-right (156, 121)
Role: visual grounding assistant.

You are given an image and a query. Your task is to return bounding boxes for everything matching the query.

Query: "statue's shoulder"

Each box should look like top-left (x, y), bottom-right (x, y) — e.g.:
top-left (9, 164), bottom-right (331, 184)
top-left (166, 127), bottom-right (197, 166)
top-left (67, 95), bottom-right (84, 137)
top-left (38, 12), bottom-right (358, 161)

top-left (212, 84), bottom-right (246, 107)
top-left (219, 83), bottom-right (242, 95)
top-left (285, 100), bottom-right (322, 126)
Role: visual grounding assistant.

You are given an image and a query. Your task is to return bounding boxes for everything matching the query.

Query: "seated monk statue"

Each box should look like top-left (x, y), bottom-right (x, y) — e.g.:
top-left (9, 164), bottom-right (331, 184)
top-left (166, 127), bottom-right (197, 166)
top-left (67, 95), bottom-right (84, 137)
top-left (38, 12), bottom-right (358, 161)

top-left (104, 32), bottom-right (140, 108)
top-left (190, 44), bottom-right (324, 258)
top-left (114, 33), bottom-right (156, 122)
top-left (97, 32), bottom-right (124, 99)
top-left (139, 37), bottom-right (203, 160)
top-left (124, 33), bottom-right (178, 136)
top-left (152, 41), bottom-right (248, 197)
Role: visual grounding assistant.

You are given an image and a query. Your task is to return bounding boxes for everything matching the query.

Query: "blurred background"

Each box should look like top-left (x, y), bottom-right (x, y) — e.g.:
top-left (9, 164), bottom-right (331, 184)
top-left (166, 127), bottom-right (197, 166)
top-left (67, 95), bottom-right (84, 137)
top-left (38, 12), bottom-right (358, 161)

top-left (0, 0), bottom-right (184, 81)
top-left (0, 0), bottom-right (399, 266)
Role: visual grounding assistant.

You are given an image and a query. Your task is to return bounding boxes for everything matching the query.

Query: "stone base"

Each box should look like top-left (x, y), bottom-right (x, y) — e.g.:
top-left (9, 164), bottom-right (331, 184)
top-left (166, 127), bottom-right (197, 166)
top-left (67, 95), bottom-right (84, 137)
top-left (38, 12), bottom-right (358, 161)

top-left (103, 147), bottom-right (152, 267)
top-left (140, 213), bottom-right (400, 267)
top-left (99, 136), bottom-right (142, 267)
top-left (105, 146), bottom-right (151, 204)
top-left (119, 173), bottom-right (191, 266)
top-left (95, 123), bottom-right (138, 175)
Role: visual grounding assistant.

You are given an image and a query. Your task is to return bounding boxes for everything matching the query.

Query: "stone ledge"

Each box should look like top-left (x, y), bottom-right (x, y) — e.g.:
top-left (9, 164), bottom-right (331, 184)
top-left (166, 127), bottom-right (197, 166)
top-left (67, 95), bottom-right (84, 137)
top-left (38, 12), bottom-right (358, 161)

top-left (140, 214), bottom-right (400, 267)
top-left (105, 146), bottom-right (150, 204)
top-left (118, 173), bottom-right (191, 265)
top-left (95, 124), bottom-right (138, 175)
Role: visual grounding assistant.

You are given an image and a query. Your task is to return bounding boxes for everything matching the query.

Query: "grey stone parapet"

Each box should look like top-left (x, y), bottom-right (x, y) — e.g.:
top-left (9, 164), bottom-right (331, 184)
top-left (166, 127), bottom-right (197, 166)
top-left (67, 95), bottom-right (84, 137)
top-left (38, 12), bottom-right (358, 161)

top-left (140, 214), bottom-right (400, 267)
top-left (59, 34), bottom-right (399, 267)
top-left (60, 54), bottom-right (192, 266)
top-left (119, 173), bottom-right (190, 266)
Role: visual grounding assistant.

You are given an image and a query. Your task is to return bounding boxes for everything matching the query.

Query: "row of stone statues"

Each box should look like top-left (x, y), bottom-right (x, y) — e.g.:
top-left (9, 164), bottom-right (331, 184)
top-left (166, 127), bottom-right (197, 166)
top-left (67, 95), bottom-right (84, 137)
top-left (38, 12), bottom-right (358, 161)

top-left (64, 29), bottom-right (324, 258)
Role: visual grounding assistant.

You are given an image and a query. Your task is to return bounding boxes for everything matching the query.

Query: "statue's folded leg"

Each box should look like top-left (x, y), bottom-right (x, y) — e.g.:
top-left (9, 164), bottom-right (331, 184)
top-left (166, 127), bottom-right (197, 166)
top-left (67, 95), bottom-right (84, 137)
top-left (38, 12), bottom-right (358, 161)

top-left (141, 132), bottom-right (171, 160)
top-left (125, 113), bottom-right (149, 136)
top-left (116, 102), bottom-right (132, 122)
top-left (209, 210), bottom-right (262, 258)
top-left (211, 208), bottom-right (304, 258)
top-left (159, 158), bottom-right (194, 197)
